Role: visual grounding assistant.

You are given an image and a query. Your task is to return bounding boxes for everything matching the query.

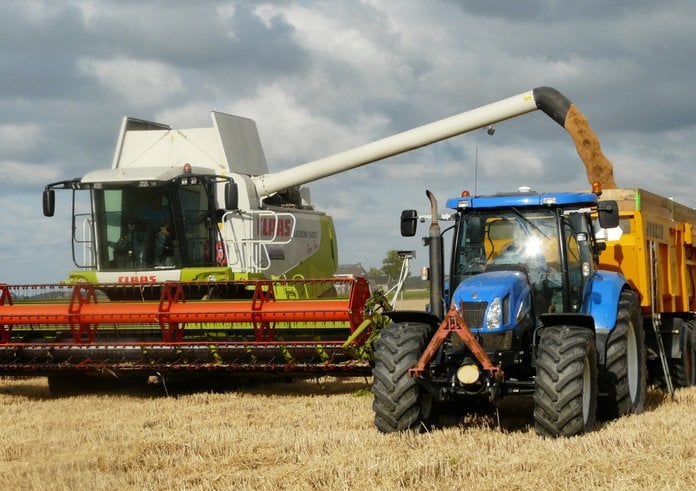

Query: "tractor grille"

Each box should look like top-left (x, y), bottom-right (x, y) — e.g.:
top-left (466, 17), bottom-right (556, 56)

top-left (459, 301), bottom-right (488, 329)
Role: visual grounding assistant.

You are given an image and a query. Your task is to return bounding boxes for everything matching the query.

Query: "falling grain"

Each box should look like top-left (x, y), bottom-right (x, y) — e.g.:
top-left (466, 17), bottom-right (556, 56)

top-left (564, 104), bottom-right (617, 189)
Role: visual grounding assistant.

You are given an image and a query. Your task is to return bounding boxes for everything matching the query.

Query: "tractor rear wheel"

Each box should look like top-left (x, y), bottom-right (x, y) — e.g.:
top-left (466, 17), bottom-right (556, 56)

top-left (372, 322), bottom-right (433, 433)
top-left (672, 319), bottom-right (696, 387)
top-left (598, 290), bottom-right (647, 419)
top-left (534, 325), bottom-right (597, 437)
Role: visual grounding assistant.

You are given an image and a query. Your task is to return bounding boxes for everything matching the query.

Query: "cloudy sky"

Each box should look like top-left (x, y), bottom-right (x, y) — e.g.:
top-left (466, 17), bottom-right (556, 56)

top-left (1, 1), bottom-right (695, 283)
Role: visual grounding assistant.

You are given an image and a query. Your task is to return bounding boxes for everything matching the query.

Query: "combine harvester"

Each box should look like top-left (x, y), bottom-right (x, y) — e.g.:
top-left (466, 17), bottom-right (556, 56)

top-left (1, 87), bottom-right (691, 426)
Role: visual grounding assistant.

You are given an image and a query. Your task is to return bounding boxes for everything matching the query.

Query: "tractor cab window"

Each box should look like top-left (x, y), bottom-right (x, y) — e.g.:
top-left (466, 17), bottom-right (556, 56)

top-left (564, 212), bottom-right (596, 312)
top-left (564, 221), bottom-right (583, 311)
top-left (453, 214), bottom-right (487, 277)
top-left (453, 209), bottom-right (563, 314)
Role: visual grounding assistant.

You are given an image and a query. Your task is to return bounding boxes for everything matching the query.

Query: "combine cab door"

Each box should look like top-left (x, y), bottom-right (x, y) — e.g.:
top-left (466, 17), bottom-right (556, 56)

top-left (71, 187), bottom-right (95, 269)
top-left (178, 183), bottom-right (217, 266)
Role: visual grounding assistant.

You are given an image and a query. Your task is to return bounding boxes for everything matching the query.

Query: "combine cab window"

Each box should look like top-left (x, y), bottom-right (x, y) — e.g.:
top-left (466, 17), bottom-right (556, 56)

top-left (92, 180), bottom-right (218, 271)
top-left (179, 183), bottom-right (216, 266)
top-left (94, 187), bottom-right (177, 270)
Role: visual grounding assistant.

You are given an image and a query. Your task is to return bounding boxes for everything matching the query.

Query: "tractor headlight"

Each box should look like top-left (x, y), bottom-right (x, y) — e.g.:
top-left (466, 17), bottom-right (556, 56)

top-left (486, 297), bottom-right (502, 330)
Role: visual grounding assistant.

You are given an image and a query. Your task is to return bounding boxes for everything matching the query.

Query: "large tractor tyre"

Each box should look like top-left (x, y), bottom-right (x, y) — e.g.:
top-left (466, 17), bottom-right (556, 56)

top-left (533, 326), bottom-right (598, 438)
top-left (597, 290), bottom-right (647, 420)
top-left (672, 319), bottom-right (696, 387)
top-left (372, 322), bottom-right (434, 433)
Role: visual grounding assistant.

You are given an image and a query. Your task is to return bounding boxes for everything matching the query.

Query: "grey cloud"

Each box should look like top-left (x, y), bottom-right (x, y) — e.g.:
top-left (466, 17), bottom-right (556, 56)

top-left (0, 0), bottom-right (694, 282)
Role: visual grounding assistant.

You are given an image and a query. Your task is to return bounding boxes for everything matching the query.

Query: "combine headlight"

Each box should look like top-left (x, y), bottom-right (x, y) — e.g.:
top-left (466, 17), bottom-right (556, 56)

top-left (486, 296), bottom-right (502, 330)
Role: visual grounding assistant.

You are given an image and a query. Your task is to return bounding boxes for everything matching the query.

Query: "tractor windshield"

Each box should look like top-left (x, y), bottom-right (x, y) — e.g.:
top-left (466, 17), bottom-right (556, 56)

top-left (454, 210), bottom-right (559, 272)
top-left (453, 208), bottom-right (563, 311)
top-left (453, 207), bottom-right (596, 313)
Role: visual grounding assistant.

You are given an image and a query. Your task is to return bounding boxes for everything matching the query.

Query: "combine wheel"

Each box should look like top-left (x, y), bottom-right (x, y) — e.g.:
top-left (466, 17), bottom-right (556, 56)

top-left (47, 374), bottom-right (92, 397)
top-left (47, 373), bottom-right (147, 397)
top-left (598, 290), bottom-right (647, 419)
top-left (372, 322), bottom-right (434, 433)
top-left (533, 325), bottom-right (597, 437)
top-left (672, 319), bottom-right (696, 387)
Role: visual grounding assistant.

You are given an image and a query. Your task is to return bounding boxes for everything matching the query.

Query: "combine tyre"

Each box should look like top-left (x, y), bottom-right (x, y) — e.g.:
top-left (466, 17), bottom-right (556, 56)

top-left (372, 322), bottom-right (434, 432)
top-left (598, 290), bottom-right (647, 419)
top-left (533, 326), bottom-right (598, 437)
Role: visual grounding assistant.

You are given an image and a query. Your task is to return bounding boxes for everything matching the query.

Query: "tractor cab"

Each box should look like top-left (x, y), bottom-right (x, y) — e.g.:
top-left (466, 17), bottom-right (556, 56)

top-left (451, 204), bottom-right (596, 320)
top-left (446, 190), bottom-right (617, 335)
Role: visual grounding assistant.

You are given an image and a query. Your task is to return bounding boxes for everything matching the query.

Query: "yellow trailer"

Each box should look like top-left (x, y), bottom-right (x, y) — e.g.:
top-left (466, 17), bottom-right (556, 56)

top-left (598, 188), bottom-right (696, 386)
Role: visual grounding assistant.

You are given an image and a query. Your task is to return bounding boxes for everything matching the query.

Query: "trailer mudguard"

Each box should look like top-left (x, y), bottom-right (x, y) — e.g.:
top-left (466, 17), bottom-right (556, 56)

top-left (584, 270), bottom-right (629, 332)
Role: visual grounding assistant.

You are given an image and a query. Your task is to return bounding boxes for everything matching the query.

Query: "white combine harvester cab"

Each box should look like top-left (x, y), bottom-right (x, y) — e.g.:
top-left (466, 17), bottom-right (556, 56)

top-left (44, 112), bottom-right (336, 285)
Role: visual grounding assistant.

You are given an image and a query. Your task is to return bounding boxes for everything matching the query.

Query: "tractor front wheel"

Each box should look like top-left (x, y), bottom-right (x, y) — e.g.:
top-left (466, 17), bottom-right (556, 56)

top-left (534, 325), bottom-right (598, 437)
top-left (372, 322), bottom-right (433, 433)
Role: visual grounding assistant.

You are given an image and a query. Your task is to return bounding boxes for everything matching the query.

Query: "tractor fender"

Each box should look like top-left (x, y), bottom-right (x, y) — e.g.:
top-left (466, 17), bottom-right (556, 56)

top-left (538, 313), bottom-right (595, 330)
top-left (585, 271), bottom-right (630, 332)
top-left (384, 310), bottom-right (441, 330)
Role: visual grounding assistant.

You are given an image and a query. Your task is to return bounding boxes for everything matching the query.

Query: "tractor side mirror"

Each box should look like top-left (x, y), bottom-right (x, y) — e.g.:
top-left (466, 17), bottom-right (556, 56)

top-left (598, 200), bottom-right (619, 229)
top-left (43, 188), bottom-right (55, 217)
top-left (225, 181), bottom-right (239, 210)
top-left (400, 209), bottom-right (418, 237)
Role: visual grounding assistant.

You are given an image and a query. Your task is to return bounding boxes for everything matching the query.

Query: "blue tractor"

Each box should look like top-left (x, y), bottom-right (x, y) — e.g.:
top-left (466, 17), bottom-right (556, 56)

top-left (372, 187), bottom-right (647, 437)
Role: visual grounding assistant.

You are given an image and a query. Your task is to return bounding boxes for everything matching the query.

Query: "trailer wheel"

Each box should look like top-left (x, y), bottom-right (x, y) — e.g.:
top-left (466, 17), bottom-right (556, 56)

top-left (598, 290), bottom-right (646, 419)
top-left (673, 319), bottom-right (696, 387)
top-left (533, 325), bottom-right (597, 437)
top-left (372, 322), bottom-right (433, 433)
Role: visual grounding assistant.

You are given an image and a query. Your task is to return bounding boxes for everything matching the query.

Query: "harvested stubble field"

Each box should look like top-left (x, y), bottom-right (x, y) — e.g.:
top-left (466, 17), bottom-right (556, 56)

top-left (1, 375), bottom-right (695, 490)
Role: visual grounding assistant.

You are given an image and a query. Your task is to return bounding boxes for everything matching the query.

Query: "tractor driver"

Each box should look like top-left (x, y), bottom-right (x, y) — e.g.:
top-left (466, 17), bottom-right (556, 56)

top-left (488, 220), bottom-right (560, 314)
